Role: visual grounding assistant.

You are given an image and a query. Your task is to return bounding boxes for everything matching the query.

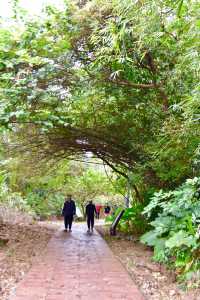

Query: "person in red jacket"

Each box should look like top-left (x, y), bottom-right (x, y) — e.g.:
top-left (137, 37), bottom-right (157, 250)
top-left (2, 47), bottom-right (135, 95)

top-left (95, 204), bottom-right (101, 219)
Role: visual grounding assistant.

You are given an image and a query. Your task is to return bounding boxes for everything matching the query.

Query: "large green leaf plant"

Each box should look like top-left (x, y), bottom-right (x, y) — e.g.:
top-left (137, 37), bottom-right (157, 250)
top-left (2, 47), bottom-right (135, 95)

top-left (141, 177), bottom-right (200, 281)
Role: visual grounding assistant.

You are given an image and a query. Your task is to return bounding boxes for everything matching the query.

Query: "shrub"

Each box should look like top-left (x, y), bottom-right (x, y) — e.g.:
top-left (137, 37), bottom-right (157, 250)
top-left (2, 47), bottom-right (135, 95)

top-left (106, 203), bottom-right (149, 235)
top-left (0, 204), bottom-right (34, 224)
top-left (141, 177), bottom-right (200, 281)
top-left (26, 192), bottom-right (64, 219)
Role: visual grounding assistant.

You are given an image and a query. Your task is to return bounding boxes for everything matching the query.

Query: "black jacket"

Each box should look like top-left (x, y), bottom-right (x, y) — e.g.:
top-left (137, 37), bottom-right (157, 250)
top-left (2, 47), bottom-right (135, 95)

top-left (62, 200), bottom-right (76, 216)
top-left (104, 206), bottom-right (111, 214)
top-left (86, 203), bottom-right (97, 217)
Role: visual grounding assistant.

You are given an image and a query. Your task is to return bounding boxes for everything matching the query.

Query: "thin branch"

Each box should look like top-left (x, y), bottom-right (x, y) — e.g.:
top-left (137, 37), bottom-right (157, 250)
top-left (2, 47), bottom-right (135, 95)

top-left (108, 79), bottom-right (157, 89)
top-left (97, 153), bottom-right (128, 179)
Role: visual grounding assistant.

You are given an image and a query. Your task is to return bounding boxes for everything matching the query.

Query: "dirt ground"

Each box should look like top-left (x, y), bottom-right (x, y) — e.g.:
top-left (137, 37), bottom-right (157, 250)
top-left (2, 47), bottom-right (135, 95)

top-left (0, 221), bottom-right (60, 300)
top-left (96, 225), bottom-right (200, 300)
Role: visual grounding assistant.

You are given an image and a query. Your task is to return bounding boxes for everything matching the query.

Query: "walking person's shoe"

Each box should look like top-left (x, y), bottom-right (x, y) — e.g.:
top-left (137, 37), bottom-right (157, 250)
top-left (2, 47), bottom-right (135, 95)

top-left (91, 228), bottom-right (94, 233)
top-left (87, 229), bottom-right (90, 233)
top-left (64, 228), bottom-right (68, 232)
top-left (69, 229), bottom-right (72, 232)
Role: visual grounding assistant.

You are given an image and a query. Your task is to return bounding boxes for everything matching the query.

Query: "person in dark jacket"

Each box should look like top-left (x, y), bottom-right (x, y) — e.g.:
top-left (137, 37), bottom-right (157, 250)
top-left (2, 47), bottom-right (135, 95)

top-left (104, 204), bottom-right (111, 216)
top-left (62, 195), bottom-right (76, 232)
top-left (86, 201), bottom-right (97, 233)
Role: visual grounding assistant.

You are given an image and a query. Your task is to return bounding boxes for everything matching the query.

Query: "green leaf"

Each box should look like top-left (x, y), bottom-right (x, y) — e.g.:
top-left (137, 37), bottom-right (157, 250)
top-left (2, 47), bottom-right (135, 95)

top-left (166, 231), bottom-right (197, 249)
top-left (140, 230), bottom-right (160, 246)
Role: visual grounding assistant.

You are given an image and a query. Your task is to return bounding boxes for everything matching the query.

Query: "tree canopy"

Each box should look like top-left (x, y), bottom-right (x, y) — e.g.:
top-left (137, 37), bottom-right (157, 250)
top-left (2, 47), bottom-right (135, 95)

top-left (0, 0), bottom-right (199, 198)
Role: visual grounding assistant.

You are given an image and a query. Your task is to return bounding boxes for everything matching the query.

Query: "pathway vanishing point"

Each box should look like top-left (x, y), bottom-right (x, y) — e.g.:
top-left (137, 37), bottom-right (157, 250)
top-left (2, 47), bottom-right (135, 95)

top-left (10, 223), bottom-right (145, 300)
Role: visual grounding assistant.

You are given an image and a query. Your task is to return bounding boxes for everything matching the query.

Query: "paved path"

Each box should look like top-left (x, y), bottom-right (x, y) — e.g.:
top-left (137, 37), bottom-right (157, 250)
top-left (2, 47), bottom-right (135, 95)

top-left (10, 223), bottom-right (144, 300)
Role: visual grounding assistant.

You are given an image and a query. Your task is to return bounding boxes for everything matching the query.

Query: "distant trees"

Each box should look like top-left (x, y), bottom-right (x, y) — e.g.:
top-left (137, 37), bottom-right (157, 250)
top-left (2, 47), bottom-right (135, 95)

top-left (0, 155), bottom-right (119, 218)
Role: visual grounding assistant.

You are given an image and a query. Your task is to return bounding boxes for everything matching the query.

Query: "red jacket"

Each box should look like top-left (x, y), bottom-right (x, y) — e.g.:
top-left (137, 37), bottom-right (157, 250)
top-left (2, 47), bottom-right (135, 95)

top-left (96, 205), bottom-right (101, 213)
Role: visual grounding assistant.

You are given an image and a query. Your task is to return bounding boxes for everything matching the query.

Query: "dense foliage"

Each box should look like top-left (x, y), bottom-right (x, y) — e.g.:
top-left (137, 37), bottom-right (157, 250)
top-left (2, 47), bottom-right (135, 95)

top-left (0, 157), bottom-right (119, 219)
top-left (107, 203), bottom-right (149, 235)
top-left (141, 177), bottom-right (200, 281)
top-left (0, 0), bottom-right (199, 199)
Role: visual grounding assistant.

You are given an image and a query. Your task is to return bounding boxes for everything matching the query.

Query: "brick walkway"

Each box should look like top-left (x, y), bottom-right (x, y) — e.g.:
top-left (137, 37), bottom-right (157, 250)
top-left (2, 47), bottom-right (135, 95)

top-left (10, 223), bottom-right (145, 300)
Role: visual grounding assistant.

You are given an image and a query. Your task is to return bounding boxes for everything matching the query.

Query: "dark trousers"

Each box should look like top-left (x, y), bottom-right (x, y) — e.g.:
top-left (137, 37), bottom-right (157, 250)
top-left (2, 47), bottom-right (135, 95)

top-left (64, 215), bottom-right (73, 229)
top-left (87, 215), bottom-right (94, 229)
